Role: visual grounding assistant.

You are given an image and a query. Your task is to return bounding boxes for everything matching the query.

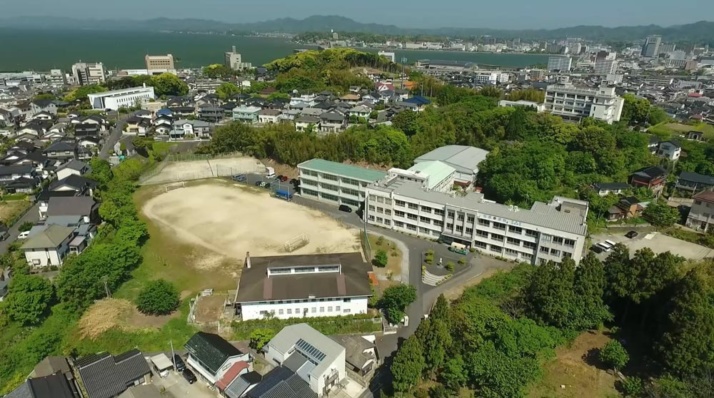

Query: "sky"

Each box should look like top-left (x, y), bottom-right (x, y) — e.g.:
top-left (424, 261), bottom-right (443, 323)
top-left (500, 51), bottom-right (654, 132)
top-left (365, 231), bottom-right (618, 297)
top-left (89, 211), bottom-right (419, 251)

top-left (3, 0), bottom-right (712, 29)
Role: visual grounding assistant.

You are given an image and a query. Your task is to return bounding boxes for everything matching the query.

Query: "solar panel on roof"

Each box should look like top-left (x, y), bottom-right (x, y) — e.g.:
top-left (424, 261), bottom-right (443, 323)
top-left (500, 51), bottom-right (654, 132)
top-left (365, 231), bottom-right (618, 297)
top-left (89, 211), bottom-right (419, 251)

top-left (295, 339), bottom-right (326, 363)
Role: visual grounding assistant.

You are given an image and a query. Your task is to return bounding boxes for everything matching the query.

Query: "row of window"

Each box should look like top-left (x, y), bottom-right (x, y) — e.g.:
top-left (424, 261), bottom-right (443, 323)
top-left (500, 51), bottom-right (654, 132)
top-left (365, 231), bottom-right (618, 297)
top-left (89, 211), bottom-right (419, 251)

top-left (538, 246), bottom-right (573, 258)
top-left (277, 305), bottom-right (344, 315)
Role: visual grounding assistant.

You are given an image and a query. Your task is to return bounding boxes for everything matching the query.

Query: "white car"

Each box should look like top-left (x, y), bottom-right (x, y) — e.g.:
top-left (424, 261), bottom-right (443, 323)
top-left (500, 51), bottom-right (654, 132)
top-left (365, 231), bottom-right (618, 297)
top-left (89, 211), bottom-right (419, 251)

top-left (18, 231), bottom-right (30, 239)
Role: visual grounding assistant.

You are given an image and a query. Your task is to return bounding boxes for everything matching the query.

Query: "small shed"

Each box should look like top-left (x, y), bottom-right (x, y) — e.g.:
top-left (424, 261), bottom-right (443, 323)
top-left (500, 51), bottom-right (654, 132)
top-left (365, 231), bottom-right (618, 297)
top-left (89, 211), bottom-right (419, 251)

top-left (150, 353), bottom-right (173, 377)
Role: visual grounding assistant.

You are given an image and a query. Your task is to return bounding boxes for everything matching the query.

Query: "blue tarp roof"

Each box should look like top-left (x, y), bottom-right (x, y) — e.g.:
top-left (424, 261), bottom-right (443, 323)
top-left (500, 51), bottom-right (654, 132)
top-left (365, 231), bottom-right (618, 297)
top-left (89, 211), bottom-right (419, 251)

top-left (404, 96), bottom-right (431, 105)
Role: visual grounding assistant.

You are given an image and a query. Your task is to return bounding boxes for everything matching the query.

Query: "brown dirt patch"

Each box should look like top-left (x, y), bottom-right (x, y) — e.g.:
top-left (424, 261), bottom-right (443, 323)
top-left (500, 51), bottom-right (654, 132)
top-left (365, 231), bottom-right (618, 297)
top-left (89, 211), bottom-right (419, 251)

top-left (194, 294), bottom-right (228, 324)
top-left (0, 200), bottom-right (30, 224)
top-left (78, 298), bottom-right (178, 339)
top-left (528, 330), bottom-right (619, 398)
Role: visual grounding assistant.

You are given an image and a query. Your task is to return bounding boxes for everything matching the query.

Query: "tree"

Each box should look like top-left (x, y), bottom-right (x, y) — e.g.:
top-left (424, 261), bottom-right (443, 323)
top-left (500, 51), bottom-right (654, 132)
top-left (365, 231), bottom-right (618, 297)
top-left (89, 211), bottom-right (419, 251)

top-left (216, 82), bottom-right (240, 100)
top-left (440, 354), bottom-right (467, 391)
top-left (373, 250), bottom-right (388, 267)
top-left (391, 336), bottom-right (425, 393)
top-left (524, 259), bottom-right (578, 329)
top-left (599, 340), bottom-right (629, 370)
top-left (64, 84), bottom-right (107, 102)
top-left (249, 328), bottom-right (275, 351)
top-left (380, 284), bottom-right (417, 324)
top-left (416, 317), bottom-right (452, 377)
top-left (18, 222), bottom-right (34, 232)
top-left (573, 252), bottom-right (612, 329)
top-left (3, 274), bottom-right (54, 325)
top-left (136, 279), bottom-right (179, 315)
top-left (203, 64), bottom-right (235, 79)
top-left (643, 200), bottom-right (680, 227)
top-left (150, 73), bottom-right (189, 97)
top-left (430, 294), bottom-right (450, 325)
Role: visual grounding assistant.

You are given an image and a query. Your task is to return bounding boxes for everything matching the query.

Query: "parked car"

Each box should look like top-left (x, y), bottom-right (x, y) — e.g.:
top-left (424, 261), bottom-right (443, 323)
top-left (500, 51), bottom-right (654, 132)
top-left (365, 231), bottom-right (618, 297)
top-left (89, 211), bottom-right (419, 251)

top-left (590, 245), bottom-right (604, 254)
top-left (182, 369), bottom-right (197, 384)
top-left (254, 181), bottom-right (262, 186)
top-left (0, 226), bottom-right (8, 241)
top-left (625, 230), bottom-right (639, 239)
top-left (279, 175), bottom-right (288, 182)
top-left (18, 231), bottom-right (30, 239)
top-left (338, 205), bottom-right (353, 213)
top-left (275, 174), bottom-right (284, 180)
top-left (173, 354), bottom-right (185, 372)
top-left (264, 183), bottom-right (272, 189)
top-left (232, 174), bottom-right (247, 182)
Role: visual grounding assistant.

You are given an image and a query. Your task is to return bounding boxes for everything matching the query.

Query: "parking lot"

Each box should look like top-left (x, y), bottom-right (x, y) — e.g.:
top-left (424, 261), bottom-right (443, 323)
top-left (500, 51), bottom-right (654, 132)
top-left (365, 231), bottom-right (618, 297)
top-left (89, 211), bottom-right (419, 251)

top-left (592, 230), bottom-right (714, 260)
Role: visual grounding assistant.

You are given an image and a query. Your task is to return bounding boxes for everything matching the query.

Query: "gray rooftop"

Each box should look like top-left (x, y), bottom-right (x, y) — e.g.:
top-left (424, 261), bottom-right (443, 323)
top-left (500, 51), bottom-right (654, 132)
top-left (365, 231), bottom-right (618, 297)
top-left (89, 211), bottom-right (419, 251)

top-left (269, 324), bottom-right (345, 384)
top-left (298, 159), bottom-right (386, 182)
top-left (21, 225), bottom-right (75, 249)
top-left (414, 145), bottom-right (490, 175)
top-left (369, 179), bottom-right (588, 236)
top-left (47, 196), bottom-right (96, 217)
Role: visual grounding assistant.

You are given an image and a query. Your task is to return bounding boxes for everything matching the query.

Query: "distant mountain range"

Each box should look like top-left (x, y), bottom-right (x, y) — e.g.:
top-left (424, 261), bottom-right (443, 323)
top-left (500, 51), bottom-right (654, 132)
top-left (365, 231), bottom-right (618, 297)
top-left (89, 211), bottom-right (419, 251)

top-left (1, 15), bottom-right (713, 43)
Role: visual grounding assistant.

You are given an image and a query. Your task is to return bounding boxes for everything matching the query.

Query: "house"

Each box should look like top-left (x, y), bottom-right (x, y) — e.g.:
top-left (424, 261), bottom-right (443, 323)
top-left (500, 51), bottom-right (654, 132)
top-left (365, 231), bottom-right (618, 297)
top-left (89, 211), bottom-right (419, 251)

top-left (339, 94), bottom-right (361, 105)
top-left (56, 160), bottom-right (90, 180)
top-left (168, 106), bottom-right (196, 118)
top-left (75, 350), bottom-right (152, 398)
top-left (687, 130), bottom-right (705, 141)
top-left (43, 140), bottom-right (77, 161)
top-left (0, 165), bottom-right (36, 189)
top-left (246, 367), bottom-right (316, 398)
top-left (170, 119), bottom-right (213, 139)
top-left (675, 171), bottom-right (714, 192)
top-left (78, 136), bottom-right (101, 149)
top-left (74, 122), bottom-right (101, 138)
top-left (232, 106), bottom-right (261, 123)
top-left (264, 324), bottom-right (345, 397)
top-left (31, 356), bottom-right (82, 397)
top-left (222, 371), bottom-right (262, 398)
top-left (234, 252), bottom-right (372, 321)
top-left (21, 225), bottom-right (77, 267)
top-left (319, 111), bottom-right (346, 133)
top-left (295, 115), bottom-right (320, 132)
top-left (41, 196), bottom-right (98, 221)
top-left (215, 361), bottom-right (252, 396)
top-left (50, 175), bottom-right (98, 196)
top-left (348, 105), bottom-right (371, 120)
top-left (686, 191), bottom-right (714, 232)
top-left (606, 196), bottom-right (645, 222)
top-left (31, 111), bottom-right (54, 122)
top-left (5, 177), bottom-right (39, 193)
top-left (198, 105), bottom-right (224, 123)
top-left (20, 120), bottom-right (52, 136)
top-left (629, 166), bottom-right (668, 192)
top-left (404, 95), bottom-right (431, 110)
top-left (258, 109), bottom-right (281, 124)
top-left (657, 141), bottom-right (682, 161)
top-left (592, 182), bottom-right (632, 197)
top-left (30, 99), bottom-right (58, 115)
top-left (185, 332), bottom-right (251, 385)
top-left (330, 335), bottom-right (378, 382)
top-left (5, 373), bottom-right (76, 398)
top-left (124, 117), bottom-right (151, 135)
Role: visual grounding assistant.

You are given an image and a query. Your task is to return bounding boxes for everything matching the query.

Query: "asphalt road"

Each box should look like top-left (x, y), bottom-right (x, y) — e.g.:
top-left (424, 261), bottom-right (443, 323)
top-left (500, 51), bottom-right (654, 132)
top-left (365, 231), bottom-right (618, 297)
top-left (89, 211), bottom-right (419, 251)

top-left (0, 203), bottom-right (40, 255)
top-left (100, 116), bottom-right (127, 159)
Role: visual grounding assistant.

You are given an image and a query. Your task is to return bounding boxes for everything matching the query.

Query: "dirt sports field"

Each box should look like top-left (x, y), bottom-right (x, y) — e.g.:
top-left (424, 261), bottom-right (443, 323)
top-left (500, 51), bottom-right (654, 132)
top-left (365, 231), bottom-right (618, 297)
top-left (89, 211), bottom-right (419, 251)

top-left (142, 157), bottom-right (264, 185)
top-left (142, 182), bottom-right (361, 260)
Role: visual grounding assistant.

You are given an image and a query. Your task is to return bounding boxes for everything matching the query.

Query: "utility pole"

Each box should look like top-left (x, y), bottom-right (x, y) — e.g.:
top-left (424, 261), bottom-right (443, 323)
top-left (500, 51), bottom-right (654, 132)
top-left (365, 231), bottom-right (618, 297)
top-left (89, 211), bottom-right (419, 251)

top-left (102, 276), bottom-right (111, 298)
top-left (170, 339), bottom-right (176, 370)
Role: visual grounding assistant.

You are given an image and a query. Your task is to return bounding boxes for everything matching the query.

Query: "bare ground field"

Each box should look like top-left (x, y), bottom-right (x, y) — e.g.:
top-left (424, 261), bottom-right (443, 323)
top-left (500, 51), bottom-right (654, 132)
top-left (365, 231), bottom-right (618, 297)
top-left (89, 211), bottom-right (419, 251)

top-left (141, 181), bottom-right (361, 261)
top-left (528, 331), bottom-right (619, 398)
top-left (142, 157), bottom-right (265, 185)
top-left (78, 298), bottom-right (179, 339)
top-left (0, 200), bottom-right (30, 224)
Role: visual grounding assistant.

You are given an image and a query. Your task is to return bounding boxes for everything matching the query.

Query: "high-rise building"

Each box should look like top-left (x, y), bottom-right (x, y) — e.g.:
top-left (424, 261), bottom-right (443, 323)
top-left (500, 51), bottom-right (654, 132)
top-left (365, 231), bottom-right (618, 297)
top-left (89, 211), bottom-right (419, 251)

top-left (547, 56), bottom-right (572, 72)
top-left (71, 62), bottom-right (106, 86)
top-left (224, 46), bottom-right (252, 70)
top-left (658, 43), bottom-right (676, 54)
top-left (544, 78), bottom-right (624, 124)
top-left (594, 59), bottom-right (618, 75)
top-left (145, 54), bottom-right (175, 74)
top-left (642, 35), bottom-right (661, 57)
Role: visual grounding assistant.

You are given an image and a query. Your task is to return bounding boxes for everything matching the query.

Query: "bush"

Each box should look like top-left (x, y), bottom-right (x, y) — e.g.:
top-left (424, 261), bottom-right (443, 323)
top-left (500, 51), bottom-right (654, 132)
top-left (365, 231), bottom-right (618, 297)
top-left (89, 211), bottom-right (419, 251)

top-left (249, 328), bottom-right (274, 350)
top-left (600, 340), bottom-right (629, 370)
top-left (18, 222), bottom-right (34, 232)
top-left (375, 236), bottom-right (385, 246)
top-left (446, 262), bottom-right (455, 272)
top-left (457, 258), bottom-right (466, 265)
top-left (619, 377), bottom-right (644, 397)
top-left (136, 280), bottom-right (180, 315)
top-left (373, 250), bottom-right (388, 267)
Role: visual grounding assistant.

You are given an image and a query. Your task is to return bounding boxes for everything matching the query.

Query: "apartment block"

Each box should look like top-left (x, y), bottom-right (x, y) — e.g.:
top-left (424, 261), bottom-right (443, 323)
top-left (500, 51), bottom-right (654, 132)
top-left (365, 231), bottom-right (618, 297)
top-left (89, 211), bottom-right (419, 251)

top-left (365, 174), bottom-right (588, 265)
top-left (544, 78), bottom-right (624, 124)
top-left (71, 62), bottom-right (106, 85)
top-left (87, 86), bottom-right (156, 110)
top-left (594, 59), bottom-right (618, 75)
top-left (547, 56), bottom-right (572, 72)
top-left (686, 191), bottom-right (714, 232)
top-left (145, 54), bottom-right (175, 74)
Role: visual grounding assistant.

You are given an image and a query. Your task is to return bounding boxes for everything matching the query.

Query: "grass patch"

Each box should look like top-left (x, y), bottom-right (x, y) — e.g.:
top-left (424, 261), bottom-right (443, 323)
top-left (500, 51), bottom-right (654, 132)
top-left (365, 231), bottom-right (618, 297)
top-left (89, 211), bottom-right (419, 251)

top-left (0, 199), bottom-right (31, 225)
top-left (232, 314), bottom-right (381, 340)
top-left (367, 234), bottom-right (403, 278)
top-left (648, 122), bottom-right (714, 140)
top-left (66, 298), bottom-right (196, 356)
top-left (663, 227), bottom-right (714, 249)
top-left (152, 141), bottom-right (176, 158)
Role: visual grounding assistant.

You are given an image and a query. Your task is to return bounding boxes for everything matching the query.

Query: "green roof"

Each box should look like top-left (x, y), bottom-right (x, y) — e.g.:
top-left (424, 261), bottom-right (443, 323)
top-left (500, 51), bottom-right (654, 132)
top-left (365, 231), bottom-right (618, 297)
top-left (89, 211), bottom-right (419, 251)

top-left (185, 332), bottom-right (243, 375)
top-left (298, 159), bottom-right (387, 182)
top-left (408, 161), bottom-right (455, 189)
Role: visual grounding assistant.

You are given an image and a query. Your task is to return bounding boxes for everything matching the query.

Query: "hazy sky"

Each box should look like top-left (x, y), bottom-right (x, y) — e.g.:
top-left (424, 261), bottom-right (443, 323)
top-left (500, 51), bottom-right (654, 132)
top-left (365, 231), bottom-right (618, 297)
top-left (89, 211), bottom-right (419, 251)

top-left (3, 0), bottom-right (712, 29)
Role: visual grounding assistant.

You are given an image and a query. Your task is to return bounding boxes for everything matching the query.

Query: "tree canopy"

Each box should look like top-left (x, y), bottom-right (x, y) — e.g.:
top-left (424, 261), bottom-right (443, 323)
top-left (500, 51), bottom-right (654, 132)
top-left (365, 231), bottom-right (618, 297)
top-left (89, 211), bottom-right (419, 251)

top-left (136, 279), bottom-right (180, 315)
top-left (2, 275), bottom-right (54, 325)
top-left (380, 284), bottom-right (416, 324)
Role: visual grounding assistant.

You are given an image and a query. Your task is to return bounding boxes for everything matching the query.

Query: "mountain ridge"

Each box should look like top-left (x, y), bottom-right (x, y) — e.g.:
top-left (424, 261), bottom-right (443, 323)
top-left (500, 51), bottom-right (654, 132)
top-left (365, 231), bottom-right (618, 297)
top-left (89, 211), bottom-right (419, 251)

top-left (0, 15), bottom-right (712, 43)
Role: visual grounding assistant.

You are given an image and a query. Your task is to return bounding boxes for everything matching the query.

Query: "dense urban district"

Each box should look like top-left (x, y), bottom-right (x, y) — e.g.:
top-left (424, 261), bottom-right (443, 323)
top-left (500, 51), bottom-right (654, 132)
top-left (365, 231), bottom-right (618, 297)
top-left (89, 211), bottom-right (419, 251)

top-left (0, 29), bottom-right (713, 398)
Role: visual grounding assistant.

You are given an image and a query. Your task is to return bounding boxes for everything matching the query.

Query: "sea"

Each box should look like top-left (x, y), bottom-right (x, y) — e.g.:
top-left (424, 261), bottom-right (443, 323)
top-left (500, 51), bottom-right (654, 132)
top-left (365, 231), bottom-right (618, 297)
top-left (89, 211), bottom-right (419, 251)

top-left (0, 29), bottom-right (549, 72)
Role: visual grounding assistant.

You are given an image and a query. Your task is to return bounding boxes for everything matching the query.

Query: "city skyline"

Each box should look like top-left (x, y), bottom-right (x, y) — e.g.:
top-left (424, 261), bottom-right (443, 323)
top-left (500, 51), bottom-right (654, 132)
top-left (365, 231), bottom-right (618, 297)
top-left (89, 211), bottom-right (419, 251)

top-left (2, 0), bottom-right (713, 30)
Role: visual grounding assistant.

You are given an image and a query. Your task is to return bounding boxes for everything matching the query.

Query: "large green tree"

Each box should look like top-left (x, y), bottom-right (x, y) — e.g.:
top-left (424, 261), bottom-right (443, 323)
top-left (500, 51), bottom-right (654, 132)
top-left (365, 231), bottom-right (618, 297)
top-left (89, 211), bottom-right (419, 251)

top-left (380, 284), bottom-right (416, 324)
top-left (136, 279), bottom-right (180, 315)
top-left (391, 336), bottom-right (425, 393)
top-left (3, 275), bottom-right (54, 325)
top-left (216, 82), bottom-right (240, 100)
top-left (573, 252), bottom-right (612, 329)
top-left (643, 201), bottom-right (680, 227)
top-left (150, 73), bottom-right (189, 97)
top-left (415, 317), bottom-right (452, 377)
top-left (524, 259), bottom-right (577, 329)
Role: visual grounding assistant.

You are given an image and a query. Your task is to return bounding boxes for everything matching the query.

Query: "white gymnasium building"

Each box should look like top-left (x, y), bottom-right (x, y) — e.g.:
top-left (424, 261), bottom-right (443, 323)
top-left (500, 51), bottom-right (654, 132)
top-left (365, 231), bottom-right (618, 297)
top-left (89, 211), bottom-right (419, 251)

top-left (365, 170), bottom-right (589, 264)
top-left (87, 85), bottom-right (156, 110)
top-left (234, 252), bottom-right (372, 321)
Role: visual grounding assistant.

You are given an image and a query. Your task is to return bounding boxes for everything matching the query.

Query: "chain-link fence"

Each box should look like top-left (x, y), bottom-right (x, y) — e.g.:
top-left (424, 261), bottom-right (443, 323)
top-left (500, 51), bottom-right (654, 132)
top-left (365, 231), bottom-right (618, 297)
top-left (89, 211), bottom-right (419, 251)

top-left (139, 152), bottom-right (264, 185)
